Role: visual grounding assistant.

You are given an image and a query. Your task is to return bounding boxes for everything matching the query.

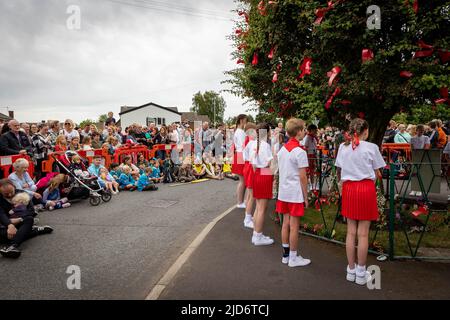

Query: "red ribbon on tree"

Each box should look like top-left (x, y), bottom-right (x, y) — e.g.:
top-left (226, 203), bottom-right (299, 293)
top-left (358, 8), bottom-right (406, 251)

top-left (400, 71), bottom-right (413, 78)
top-left (298, 57), bottom-right (312, 79)
top-left (236, 58), bottom-right (245, 65)
top-left (438, 50), bottom-right (450, 63)
top-left (325, 87), bottom-right (341, 109)
top-left (340, 100), bottom-right (352, 106)
top-left (327, 66), bottom-right (341, 86)
top-left (362, 49), bottom-right (374, 63)
top-left (272, 63), bottom-right (282, 83)
top-left (237, 43), bottom-right (247, 51)
top-left (268, 46), bottom-right (276, 59)
top-left (258, 1), bottom-right (267, 16)
top-left (405, 0), bottom-right (419, 14)
top-left (252, 52), bottom-right (259, 66)
top-left (435, 87), bottom-right (449, 104)
top-left (358, 112), bottom-right (366, 119)
top-left (314, 0), bottom-right (344, 25)
top-left (238, 11), bottom-right (249, 24)
top-left (414, 40), bottom-right (434, 58)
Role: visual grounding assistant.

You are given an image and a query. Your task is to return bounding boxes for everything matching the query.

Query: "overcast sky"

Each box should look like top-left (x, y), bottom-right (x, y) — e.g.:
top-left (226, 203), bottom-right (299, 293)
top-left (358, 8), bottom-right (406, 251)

top-left (0, 0), bottom-right (252, 123)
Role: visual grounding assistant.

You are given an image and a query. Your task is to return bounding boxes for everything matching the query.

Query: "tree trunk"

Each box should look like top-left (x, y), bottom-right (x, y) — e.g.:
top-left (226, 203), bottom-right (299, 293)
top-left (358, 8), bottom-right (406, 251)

top-left (368, 110), bottom-right (396, 147)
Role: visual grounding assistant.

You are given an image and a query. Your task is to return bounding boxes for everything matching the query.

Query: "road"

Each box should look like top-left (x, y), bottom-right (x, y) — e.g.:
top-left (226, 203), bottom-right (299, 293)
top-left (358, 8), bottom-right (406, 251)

top-left (0, 179), bottom-right (236, 300)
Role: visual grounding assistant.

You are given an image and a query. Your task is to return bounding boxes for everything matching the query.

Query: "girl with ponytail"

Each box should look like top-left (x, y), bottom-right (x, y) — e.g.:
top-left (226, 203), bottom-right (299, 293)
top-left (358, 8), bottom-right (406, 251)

top-left (335, 118), bottom-right (386, 285)
top-left (248, 123), bottom-right (275, 246)
top-left (232, 114), bottom-right (248, 209)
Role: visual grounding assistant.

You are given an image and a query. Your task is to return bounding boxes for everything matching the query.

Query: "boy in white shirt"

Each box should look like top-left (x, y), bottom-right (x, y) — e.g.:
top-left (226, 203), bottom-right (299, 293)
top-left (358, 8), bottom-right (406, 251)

top-left (302, 124), bottom-right (318, 190)
top-left (276, 118), bottom-right (311, 267)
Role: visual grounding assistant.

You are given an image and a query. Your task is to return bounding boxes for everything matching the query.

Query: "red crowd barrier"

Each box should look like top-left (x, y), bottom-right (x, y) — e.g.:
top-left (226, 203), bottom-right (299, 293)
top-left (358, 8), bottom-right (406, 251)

top-left (2, 144), bottom-right (180, 180)
top-left (0, 154), bottom-right (35, 178)
top-left (382, 143), bottom-right (412, 163)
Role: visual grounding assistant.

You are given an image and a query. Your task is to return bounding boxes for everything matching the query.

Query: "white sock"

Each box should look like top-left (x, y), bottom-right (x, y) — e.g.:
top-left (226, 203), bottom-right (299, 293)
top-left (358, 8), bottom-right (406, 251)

top-left (282, 244), bottom-right (289, 248)
top-left (289, 251), bottom-right (297, 260)
top-left (253, 232), bottom-right (262, 238)
top-left (245, 214), bottom-right (252, 221)
top-left (357, 265), bottom-right (366, 274)
top-left (348, 263), bottom-right (356, 271)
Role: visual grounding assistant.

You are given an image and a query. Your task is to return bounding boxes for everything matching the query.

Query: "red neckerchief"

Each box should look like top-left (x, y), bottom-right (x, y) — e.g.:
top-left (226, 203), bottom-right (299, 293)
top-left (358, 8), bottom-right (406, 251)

top-left (244, 136), bottom-right (250, 147)
top-left (352, 132), bottom-right (360, 150)
top-left (284, 138), bottom-right (301, 152)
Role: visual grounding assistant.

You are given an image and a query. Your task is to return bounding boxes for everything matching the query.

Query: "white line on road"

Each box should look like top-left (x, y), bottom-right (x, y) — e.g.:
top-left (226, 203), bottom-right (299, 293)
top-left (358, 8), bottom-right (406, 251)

top-left (145, 204), bottom-right (238, 300)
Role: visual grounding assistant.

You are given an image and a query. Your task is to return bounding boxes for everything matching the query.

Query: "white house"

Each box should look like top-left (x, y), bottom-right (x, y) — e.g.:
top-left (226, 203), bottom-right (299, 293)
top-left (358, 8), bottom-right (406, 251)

top-left (119, 102), bottom-right (182, 129)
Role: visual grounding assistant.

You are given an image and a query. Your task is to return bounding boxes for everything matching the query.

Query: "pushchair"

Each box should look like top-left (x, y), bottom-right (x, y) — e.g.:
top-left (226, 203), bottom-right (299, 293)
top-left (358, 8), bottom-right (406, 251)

top-left (50, 151), bottom-right (112, 206)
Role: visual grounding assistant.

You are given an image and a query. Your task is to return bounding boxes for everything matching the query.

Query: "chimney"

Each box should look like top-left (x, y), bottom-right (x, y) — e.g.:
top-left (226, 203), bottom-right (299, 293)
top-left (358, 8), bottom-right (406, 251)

top-left (8, 110), bottom-right (14, 119)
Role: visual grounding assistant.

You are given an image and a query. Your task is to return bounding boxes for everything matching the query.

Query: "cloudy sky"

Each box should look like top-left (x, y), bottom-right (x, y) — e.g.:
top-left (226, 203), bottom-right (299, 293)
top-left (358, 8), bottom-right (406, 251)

top-left (0, 0), bottom-right (252, 123)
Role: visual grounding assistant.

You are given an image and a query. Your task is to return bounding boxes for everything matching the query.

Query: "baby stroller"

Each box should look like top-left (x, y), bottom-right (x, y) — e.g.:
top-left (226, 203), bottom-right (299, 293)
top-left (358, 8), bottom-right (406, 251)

top-left (51, 151), bottom-right (112, 206)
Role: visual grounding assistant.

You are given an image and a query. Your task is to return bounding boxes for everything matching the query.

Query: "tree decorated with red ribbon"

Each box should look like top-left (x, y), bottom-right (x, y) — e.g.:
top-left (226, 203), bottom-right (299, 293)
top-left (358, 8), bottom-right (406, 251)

top-left (225, 0), bottom-right (449, 145)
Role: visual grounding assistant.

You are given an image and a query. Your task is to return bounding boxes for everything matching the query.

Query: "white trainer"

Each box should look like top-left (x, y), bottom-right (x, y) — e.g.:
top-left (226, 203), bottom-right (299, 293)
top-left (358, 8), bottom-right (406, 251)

top-left (282, 257), bottom-right (289, 264)
top-left (237, 203), bottom-right (246, 209)
top-left (409, 191), bottom-right (417, 196)
top-left (288, 256), bottom-right (311, 267)
top-left (253, 236), bottom-right (274, 246)
top-left (251, 234), bottom-right (272, 244)
top-left (346, 265), bottom-right (356, 282)
top-left (244, 219), bottom-right (254, 229)
top-left (415, 192), bottom-right (423, 197)
top-left (356, 270), bottom-right (372, 285)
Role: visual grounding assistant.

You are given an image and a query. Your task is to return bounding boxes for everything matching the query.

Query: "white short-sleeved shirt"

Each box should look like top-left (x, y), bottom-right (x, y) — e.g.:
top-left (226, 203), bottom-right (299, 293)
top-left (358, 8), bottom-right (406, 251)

top-left (246, 140), bottom-right (273, 168)
top-left (277, 145), bottom-right (309, 203)
top-left (410, 135), bottom-right (430, 150)
top-left (243, 138), bottom-right (252, 162)
top-left (63, 129), bottom-right (80, 142)
top-left (302, 135), bottom-right (317, 155)
top-left (335, 141), bottom-right (386, 181)
top-left (233, 128), bottom-right (246, 153)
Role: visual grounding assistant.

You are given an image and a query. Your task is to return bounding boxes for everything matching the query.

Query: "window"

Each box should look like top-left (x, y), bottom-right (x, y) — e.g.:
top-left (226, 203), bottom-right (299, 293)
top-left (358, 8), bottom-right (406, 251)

top-left (146, 117), bottom-right (156, 126)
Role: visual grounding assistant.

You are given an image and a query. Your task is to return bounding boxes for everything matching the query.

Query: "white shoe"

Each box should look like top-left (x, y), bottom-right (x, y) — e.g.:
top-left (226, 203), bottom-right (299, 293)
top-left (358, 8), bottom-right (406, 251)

top-left (237, 203), bottom-right (246, 209)
top-left (251, 234), bottom-right (272, 244)
top-left (416, 192), bottom-right (423, 197)
top-left (409, 191), bottom-right (417, 196)
top-left (282, 257), bottom-right (289, 264)
top-left (288, 256), bottom-right (311, 267)
top-left (356, 270), bottom-right (372, 285)
top-left (244, 219), bottom-right (254, 229)
top-left (252, 236), bottom-right (274, 246)
top-left (346, 265), bottom-right (356, 282)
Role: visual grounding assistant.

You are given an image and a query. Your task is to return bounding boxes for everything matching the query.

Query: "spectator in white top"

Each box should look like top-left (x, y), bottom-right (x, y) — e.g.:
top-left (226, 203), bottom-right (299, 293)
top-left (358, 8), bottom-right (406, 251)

top-left (394, 124), bottom-right (411, 143)
top-left (8, 158), bottom-right (41, 201)
top-left (62, 119), bottom-right (80, 143)
top-left (410, 125), bottom-right (431, 150)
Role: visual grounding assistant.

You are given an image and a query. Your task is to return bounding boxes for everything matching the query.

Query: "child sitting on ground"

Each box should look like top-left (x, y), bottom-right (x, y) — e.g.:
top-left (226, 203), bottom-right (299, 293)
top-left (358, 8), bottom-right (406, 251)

top-left (69, 155), bottom-right (90, 179)
top-left (203, 153), bottom-right (223, 180)
top-left (192, 157), bottom-right (206, 179)
top-left (137, 167), bottom-right (159, 191)
top-left (121, 155), bottom-right (140, 175)
top-left (88, 155), bottom-right (105, 177)
top-left (118, 165), bottom-right (137, 191)
top-left (137, 153), bottom-right (149, 168)
top-left (176, 156), bottom-right (196, 183)
top-left (150, 160), bottom-right (163, 183)
top-left (98, 167), bottom-right (120, 194)
top-left (222, 157), bottom-right (239, 181)
top-left (9, 193), bottom-right (36, 218)
top-left (109, 163), bottom-right (122, 181)
top-left (43, 176), bottom-right (71, 211)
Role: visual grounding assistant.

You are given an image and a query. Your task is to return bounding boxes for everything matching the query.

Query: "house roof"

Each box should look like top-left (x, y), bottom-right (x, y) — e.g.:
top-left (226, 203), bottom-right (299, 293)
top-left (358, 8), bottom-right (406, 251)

top-left (181, 112), bottom-right (210, 123)
top-left (0, 113), bottom-right (12, 121)
top-left (119, 102), bottom-right (181, 116)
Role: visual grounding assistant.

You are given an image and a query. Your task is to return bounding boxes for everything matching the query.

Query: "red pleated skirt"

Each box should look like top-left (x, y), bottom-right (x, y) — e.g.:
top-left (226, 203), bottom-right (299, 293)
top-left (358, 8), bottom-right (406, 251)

top-left (232, 151), bottom-right (245, 176)
top-left (243, 161), bottom-right (254, 189)
top-left (252, 168), bottom-right (273, 199)
top-left (276, 200), bottom-right (305, 217)
top-left (341, 180), bottom-right (379, 221)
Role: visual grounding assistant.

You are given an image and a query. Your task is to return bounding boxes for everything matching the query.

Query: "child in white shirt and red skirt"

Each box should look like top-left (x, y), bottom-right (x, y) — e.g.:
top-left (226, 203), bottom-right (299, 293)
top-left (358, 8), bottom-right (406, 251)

top-left (335, 118), bottom-right (386, 285)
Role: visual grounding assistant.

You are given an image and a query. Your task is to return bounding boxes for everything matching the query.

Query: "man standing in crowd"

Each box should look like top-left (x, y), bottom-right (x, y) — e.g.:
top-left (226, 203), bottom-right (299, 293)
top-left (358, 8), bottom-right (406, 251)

top-left (383, 120), bottom-right (397, 143)
top-left (0, 179), bottom-right (53, 258)
top-left (394, 124), bottom-right (412, 143)
top-left (410, 125), bottom-right (431, 150)
top-left (0, 120), bottom-right (33, 156)
top-left (435, 119), bottom-right (448, 149)
top-left (31, 124), bottom-right (51, 180)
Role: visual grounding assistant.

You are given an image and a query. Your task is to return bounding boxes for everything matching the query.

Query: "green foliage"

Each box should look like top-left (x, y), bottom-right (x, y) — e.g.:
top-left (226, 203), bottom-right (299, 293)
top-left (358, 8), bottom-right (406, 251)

top-left (191, 91), bottom-right (227, 126)
top-left (98, 114), bottom-right (108, 123)
top-left (79, 119), bottom-right (94, 128)
top-left (225, 0), bottom-right (450, 144)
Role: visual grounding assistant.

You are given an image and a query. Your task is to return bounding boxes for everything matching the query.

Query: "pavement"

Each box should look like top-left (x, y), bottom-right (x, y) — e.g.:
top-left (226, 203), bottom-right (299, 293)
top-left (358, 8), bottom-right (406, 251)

top-left (0, 179), bottom-right (236, 300)
top-left (160, 201), bottom-right (450, 300)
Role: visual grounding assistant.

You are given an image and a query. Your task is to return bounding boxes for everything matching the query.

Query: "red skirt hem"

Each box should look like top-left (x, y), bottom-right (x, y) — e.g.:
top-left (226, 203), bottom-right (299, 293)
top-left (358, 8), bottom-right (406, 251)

top-left (341, 179), bottom-right (379, 221)
top-left (276, 200), bottom-right (305, 217)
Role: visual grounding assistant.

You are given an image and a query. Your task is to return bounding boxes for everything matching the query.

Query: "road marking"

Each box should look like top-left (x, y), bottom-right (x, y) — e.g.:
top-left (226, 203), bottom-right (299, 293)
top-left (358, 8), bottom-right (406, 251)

top-left (145, 204), bottom-right (237, 300)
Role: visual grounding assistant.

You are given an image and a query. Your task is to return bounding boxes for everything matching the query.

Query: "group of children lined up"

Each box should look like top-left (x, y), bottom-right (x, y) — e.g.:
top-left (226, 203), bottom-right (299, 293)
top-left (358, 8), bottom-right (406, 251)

top-left (231, 114), bottom-right (386, 286)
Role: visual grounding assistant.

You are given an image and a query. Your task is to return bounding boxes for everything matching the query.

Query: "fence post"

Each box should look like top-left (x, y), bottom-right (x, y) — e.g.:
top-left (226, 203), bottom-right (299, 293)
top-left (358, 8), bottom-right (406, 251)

top-left (389, 163), bottom-right (395, 260)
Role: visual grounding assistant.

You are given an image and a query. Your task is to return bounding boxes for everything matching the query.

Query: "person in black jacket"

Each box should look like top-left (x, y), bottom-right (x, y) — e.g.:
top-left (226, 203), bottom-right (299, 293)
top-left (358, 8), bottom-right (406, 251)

top-left (0, 120), bottom-right (33, 156)
top-left (0, 179), bottom-right (53, 259)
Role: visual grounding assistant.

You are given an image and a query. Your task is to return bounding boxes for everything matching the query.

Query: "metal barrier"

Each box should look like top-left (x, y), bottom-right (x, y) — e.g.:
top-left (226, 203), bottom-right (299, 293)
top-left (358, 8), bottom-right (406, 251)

top-left (275, 151), bottom-right (449, 261)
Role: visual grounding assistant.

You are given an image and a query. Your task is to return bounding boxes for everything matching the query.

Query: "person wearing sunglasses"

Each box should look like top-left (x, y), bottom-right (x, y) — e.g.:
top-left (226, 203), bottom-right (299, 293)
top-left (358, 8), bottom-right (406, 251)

top-left (62, 119), bottom-right (80, 143)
